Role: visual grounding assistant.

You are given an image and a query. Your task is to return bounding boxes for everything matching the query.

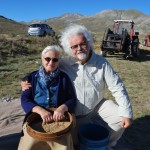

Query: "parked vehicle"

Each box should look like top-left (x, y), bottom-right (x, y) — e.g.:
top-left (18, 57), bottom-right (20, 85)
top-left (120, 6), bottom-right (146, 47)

top-left (142, 33), bottom-right (150, 47)
top-left (100, 20), bottom-right (140, 59)
top-left (28, 23), bottom-right (55, 37)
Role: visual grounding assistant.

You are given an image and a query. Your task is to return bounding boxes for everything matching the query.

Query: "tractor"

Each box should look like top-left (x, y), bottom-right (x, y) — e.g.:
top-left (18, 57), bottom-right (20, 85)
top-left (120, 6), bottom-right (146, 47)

top-left (100, 20), bottom-right (140, 59)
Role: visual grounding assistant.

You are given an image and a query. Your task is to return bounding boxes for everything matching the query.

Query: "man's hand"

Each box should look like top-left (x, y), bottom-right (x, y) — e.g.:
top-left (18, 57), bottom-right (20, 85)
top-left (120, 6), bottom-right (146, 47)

top-left (121, 117), bottom-right (133, 128)
top-left (21, 81), bottom-right (32, 91)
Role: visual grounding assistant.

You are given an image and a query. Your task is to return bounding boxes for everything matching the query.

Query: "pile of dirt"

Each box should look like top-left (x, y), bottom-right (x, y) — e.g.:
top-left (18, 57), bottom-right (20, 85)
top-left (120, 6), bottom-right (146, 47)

top-left (31, 121), bottom-right (70, 133)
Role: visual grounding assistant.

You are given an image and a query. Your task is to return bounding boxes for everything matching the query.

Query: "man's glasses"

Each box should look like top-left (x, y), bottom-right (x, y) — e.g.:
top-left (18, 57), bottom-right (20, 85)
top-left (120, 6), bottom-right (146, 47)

top-left (43, 57), bottom-right (59, 63)
top-left (70, 41), bottom-right (87, 50)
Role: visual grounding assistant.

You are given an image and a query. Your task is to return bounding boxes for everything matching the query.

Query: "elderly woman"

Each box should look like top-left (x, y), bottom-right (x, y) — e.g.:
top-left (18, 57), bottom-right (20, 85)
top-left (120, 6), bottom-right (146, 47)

top-left (18, 45), bottom-right (76, 150)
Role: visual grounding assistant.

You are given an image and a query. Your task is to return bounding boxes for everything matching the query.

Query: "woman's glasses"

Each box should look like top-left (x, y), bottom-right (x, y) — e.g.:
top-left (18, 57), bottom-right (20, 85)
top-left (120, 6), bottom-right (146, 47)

top-left (43, 57), bottom-right (59, 63)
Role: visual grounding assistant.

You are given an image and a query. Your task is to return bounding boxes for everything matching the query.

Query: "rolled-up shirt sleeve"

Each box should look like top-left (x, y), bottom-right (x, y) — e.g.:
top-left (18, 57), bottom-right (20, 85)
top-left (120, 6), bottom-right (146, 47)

top-left (104, 61), bottom-right (133, 118)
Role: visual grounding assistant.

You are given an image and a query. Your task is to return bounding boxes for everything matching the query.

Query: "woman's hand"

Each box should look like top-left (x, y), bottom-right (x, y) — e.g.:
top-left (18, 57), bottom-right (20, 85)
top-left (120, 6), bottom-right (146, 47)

top-left (21, 81), bottom-right (32, 91)
top-left (32, 106), bottom-right (53, 124)
top-left (53, 104), bottom-right (68, 122)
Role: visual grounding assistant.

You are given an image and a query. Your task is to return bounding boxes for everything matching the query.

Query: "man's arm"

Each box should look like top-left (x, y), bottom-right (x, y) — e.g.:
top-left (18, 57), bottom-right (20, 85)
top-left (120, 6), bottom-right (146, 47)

top-left (103, 61), bottom-right (133, 128)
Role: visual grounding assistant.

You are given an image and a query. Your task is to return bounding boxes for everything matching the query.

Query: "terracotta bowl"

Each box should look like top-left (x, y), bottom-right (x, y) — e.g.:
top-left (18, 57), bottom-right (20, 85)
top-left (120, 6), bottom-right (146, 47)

top-left (26, 108), bottom-right (73, 141)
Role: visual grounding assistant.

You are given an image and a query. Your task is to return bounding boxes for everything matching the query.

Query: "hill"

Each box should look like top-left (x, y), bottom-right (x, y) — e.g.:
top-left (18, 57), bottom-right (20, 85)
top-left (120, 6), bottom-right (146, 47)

top-left (1, 9), bottom-right (150, 37)
top-left (0, 15), bottom-right (27, 35)
top-left (32, 9), bottom-right (150, 37)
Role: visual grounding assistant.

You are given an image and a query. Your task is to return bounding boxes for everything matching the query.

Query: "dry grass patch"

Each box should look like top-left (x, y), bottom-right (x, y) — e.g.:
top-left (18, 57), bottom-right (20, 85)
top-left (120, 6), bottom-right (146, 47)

top-left (0, 39), bottom-right (150, 150)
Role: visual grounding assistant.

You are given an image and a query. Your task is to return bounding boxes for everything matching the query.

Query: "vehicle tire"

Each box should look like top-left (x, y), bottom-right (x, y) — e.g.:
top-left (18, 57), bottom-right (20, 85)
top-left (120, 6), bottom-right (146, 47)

top-left (122, 34), bottom-right (130, 54)
top-left (131, 38), bottom-right (139, 58)
top-left (43, 31), bottom-right (47, 37)
top-left (52, 32), bottom-right (55, 37)
top-left (121, 29), bottom-right (128, 45)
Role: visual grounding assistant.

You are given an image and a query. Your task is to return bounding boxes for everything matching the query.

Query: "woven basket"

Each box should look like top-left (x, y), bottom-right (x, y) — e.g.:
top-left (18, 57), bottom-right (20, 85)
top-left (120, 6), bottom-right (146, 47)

top-left (26, 108), bottom-right (73, 141)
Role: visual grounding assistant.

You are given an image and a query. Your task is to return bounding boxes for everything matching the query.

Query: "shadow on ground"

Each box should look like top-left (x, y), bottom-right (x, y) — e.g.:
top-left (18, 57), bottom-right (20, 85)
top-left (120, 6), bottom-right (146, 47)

top-left (0, 133), bottom-right (21, 150)
top-left (123, 115), bottom-right (150, 150)
top-left (103, 48), bottom-right (150, 62)
top-left (0, 116), bottom-right (150, 150)
top-left (138, 49), bottom-right (150, 62)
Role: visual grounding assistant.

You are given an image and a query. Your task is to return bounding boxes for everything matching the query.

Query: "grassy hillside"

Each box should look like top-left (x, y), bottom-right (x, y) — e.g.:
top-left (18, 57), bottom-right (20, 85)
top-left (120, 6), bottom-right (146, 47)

top-left (0, 16), bottom-right (27, 35)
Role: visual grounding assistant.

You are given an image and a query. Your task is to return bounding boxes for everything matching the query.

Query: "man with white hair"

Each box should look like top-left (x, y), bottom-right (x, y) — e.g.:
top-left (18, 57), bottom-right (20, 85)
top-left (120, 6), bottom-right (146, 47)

top-left (59, 24), bottom-right (133, 149)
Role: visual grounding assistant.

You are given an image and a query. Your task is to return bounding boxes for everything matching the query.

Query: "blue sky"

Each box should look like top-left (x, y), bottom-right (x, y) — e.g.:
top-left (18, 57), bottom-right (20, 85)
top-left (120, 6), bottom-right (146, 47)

top-left (0, 0), bottom-right (149, 22)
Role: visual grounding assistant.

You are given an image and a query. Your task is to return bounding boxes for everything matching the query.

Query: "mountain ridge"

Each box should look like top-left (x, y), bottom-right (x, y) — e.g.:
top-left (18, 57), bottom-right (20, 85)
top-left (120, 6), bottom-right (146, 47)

top-left (0, 9), bottom-right (150, 36)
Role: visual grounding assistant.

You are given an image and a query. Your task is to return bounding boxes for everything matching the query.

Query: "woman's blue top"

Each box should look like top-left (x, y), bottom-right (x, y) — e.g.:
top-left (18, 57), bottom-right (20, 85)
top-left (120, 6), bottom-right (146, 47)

top-left (21, 70), bottom-right (77, 115)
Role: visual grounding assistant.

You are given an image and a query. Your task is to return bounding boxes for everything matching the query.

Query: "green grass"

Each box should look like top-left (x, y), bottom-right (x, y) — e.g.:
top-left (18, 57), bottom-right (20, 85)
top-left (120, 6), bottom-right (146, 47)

top-left (101, 50), bottom-right (150, 150)
top-left (104, 52), bottom-right (150, 117)
top-left (0, 54), bottom-right (41, 98)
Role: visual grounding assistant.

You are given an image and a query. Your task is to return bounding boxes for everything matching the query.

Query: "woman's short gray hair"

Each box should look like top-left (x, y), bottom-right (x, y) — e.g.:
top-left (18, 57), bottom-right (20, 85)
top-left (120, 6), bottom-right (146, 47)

top-left (60, 24), bottom-right (93, 56)
top-left (41, 45), bottom-right (62, 57)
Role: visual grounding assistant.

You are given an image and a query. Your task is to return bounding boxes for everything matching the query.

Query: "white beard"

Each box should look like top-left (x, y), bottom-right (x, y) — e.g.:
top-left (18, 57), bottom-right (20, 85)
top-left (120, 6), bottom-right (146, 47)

top-left (77, 52), bottom-right (87, 60)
